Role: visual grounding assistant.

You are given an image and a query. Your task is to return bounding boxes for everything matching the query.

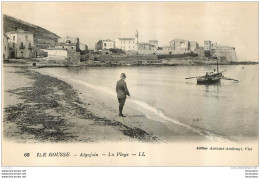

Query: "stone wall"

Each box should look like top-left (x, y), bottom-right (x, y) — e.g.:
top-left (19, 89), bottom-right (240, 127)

top-left (44, 49), bottom-right (68, 61)
top-left (213, 48), bottom-right (238, 62)
top-left (68, 51), bottom-right (80, 64)
top-left (157, 50), bottom-right (171, 55)
top-left (36, 49), bottom-right (48, 57)
top-left (137, 50), bottom-right (157, 55)
top-left (158, 53), bottom-right (198, 59)
top-left (89, 53), bottom-right (157, 61)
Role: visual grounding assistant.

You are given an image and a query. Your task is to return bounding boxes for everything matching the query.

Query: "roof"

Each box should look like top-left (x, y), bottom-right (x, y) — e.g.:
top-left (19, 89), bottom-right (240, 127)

top-left (138, 42), bottom-right (150, 45)
top-left (44, 48), bottom-right (68, 51)
top-left (215, 46), bottom-right (235, 49)
top-left (4, 33), bottom-right (9, 39)
top-left (149, 40), bottom-right (158, 43)
top-left (118, 38), bottom-right (135, 41)
top-left (103, 39), bottom-right (114, 42)
top-left (56, 43), bottom-right (77, 46)
top-left (170, 39), bottom-right (187, 42)
top-left (58, 36), bottom-right (78, 43)
top-left (6, 29), bottom-right (33, 35)
top-left (58, 36), bottom-right (78, 40)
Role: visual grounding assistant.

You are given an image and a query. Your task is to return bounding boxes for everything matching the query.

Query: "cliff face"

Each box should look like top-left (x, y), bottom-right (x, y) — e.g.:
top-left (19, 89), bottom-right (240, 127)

top-left (3, 14), bottom-right (60, 48)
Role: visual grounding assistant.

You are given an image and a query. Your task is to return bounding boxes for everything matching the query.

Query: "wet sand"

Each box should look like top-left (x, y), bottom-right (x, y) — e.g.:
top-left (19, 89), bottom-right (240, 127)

top-left (3, 65), bottom-right (206, 143)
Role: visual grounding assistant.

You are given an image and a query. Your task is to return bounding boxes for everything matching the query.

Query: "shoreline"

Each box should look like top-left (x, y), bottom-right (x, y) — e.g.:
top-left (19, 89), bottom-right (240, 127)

top-left (3, 58), bottom-right (258, 69)
top-left (3, 65), bottom-right (257, 143)
top-left (3, 66), bottom-right (159, 143)
top-left (3, 66), bottom-right (209, 143)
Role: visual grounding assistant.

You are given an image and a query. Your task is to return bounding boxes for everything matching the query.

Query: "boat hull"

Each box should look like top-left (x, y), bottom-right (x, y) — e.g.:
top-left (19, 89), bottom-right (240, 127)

top-left (197, 78), bottom-right (221, 84)
top-left (197, 73), bottom-right (222, 85)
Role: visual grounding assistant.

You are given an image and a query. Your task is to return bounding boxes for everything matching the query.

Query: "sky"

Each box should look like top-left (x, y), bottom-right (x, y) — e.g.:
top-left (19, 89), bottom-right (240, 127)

top-left (2, 2), bottom-right (258, 61)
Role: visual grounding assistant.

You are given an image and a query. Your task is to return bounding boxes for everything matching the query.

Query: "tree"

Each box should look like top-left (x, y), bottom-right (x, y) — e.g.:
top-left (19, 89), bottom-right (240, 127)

top-left (95, 40), bottom-right (103, 51)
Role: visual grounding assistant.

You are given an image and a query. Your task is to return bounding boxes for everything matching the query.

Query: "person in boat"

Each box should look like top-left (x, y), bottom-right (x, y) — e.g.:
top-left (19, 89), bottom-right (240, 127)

top-left (207, 69), bottom-right (218, 77)
top-left (116, 73), bottom-right (130, 117)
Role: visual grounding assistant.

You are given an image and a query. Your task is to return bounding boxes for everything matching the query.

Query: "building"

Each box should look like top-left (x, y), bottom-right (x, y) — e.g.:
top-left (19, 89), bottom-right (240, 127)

top-left (6, 29), bottom-right (36, 58)
top-left (43, 36), bottom-right (82, 64)
top-left (170, 39), bottom-right (190, 51)
top-left (115, 30), bottom-right (138, 51)
top-left (204, 40), bottom-right (212, 51)
top-left (169, 39), bottom-right (190, 54)
top-left (102, 39), bottom-right (115, 49)
top-left (189, 41), bottom-right (199, 52)
top-left (211, 42), bottom-right (218, 50)
top-left (43, 48), bottom-right (81, 64)
top-left (212, 46), bottom-right (238, 62)
top-left (137, 42), bottom-right (156, 50)
top-left (43, 48), bottom-right (68, 59)
top-left (135, 42), bottom-right (157, 55)
top-left (115, 38), bottom-right (136, 51)
top-left (195, 47), bottom-right (205, 58)
top-left (204, 40), bottom-right (238, 61)
top-left (56, 36), bottom-right (80, 52)
top-left (79, 43), bottom-right (88, 54)
top-left (149, 40), bottom-right (158, 49)
top-left (3, 34), bottom-right (10, 59)
top-left (162, 46), bottom-right (171, 51)
top-left (49, 36), bottom-right (81, 64)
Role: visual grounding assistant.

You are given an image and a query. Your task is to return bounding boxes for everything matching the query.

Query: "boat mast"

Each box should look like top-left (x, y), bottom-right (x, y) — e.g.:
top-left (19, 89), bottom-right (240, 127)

top-left (217, 57), bottom-right (219, 73)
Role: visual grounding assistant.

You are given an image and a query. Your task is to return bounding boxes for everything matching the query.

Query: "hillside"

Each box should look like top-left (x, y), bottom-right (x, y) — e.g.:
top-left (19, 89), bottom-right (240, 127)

top-left (3, 14), bottom-right (60, 48)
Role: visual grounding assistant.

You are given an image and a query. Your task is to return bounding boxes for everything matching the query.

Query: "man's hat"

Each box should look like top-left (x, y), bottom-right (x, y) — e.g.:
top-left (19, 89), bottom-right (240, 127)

top-left (120, 73), bottom-right (126, 79)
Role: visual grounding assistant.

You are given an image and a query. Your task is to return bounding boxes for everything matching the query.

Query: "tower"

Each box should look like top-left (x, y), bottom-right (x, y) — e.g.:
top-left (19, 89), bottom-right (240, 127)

top-left (204, 40), bottom-right (211, 51)
top-left (135, 30), bottom-right (138, 44)
top-left (134, 30), bottom-right (139, 52)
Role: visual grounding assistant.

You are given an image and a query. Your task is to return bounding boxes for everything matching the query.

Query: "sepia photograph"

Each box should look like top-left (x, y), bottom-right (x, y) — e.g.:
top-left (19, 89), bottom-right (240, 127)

top-left (1, 2), bottom-right (258, 167)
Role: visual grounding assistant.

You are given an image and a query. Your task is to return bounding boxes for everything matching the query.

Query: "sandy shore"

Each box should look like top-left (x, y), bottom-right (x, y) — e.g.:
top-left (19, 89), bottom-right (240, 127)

top-left (3, 65), bottom-right (206, 143)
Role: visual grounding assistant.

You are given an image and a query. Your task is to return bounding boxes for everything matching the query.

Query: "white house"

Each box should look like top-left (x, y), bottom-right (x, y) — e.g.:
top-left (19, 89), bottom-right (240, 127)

top-left (115, 30), bottom-right (138, 51)
top-left (102, 39), bottom-right (115, 49)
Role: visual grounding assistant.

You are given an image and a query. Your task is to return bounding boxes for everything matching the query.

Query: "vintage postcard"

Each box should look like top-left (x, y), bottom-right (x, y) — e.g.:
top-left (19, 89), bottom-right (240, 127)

top-left (1, 2), bottom-right (258, 166)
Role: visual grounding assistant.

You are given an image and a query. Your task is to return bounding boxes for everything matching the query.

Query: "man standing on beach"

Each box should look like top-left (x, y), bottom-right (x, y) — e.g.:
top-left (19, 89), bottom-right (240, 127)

top-left (116, 73), bottom-right (130, 117)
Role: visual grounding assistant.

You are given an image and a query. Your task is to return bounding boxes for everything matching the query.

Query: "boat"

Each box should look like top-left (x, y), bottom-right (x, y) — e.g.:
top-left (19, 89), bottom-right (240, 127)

top-left (185, 57), bottom-right (239, 84)
top-left (197, 58), bottom-right (223, 84)
top-left (197, 72), bottom-right (223, 84)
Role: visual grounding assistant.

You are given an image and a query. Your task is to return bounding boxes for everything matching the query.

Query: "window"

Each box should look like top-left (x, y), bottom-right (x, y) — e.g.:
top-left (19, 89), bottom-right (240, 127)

top-left (62, 46), bottom-right (64, 48)
top-left (28, 43), bottom-right (32, 48)
top-left (19, 42), bottom-right (24, 49)
top-left (104, 43), bottom-right (106, 46)
top-left (5, 46), bottom-right (6, 50)
top-left (72, 47), bottom-right (73, 49)
top-left (13, 36), bottom-right (15, 41)
top-left (129, 41), bottom-right (130, 44)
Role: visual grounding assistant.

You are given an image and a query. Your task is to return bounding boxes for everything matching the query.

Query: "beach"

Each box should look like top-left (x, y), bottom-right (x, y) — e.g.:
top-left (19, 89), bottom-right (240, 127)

top-left (3, 63), bottom-right (258, 143)
top-left (3, 65), bottom-right (208, 143)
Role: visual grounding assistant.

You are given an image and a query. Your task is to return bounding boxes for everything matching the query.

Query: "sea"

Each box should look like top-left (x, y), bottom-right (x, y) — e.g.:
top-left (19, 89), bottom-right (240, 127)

top-left (39, 65), bottom-right (258, 141)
